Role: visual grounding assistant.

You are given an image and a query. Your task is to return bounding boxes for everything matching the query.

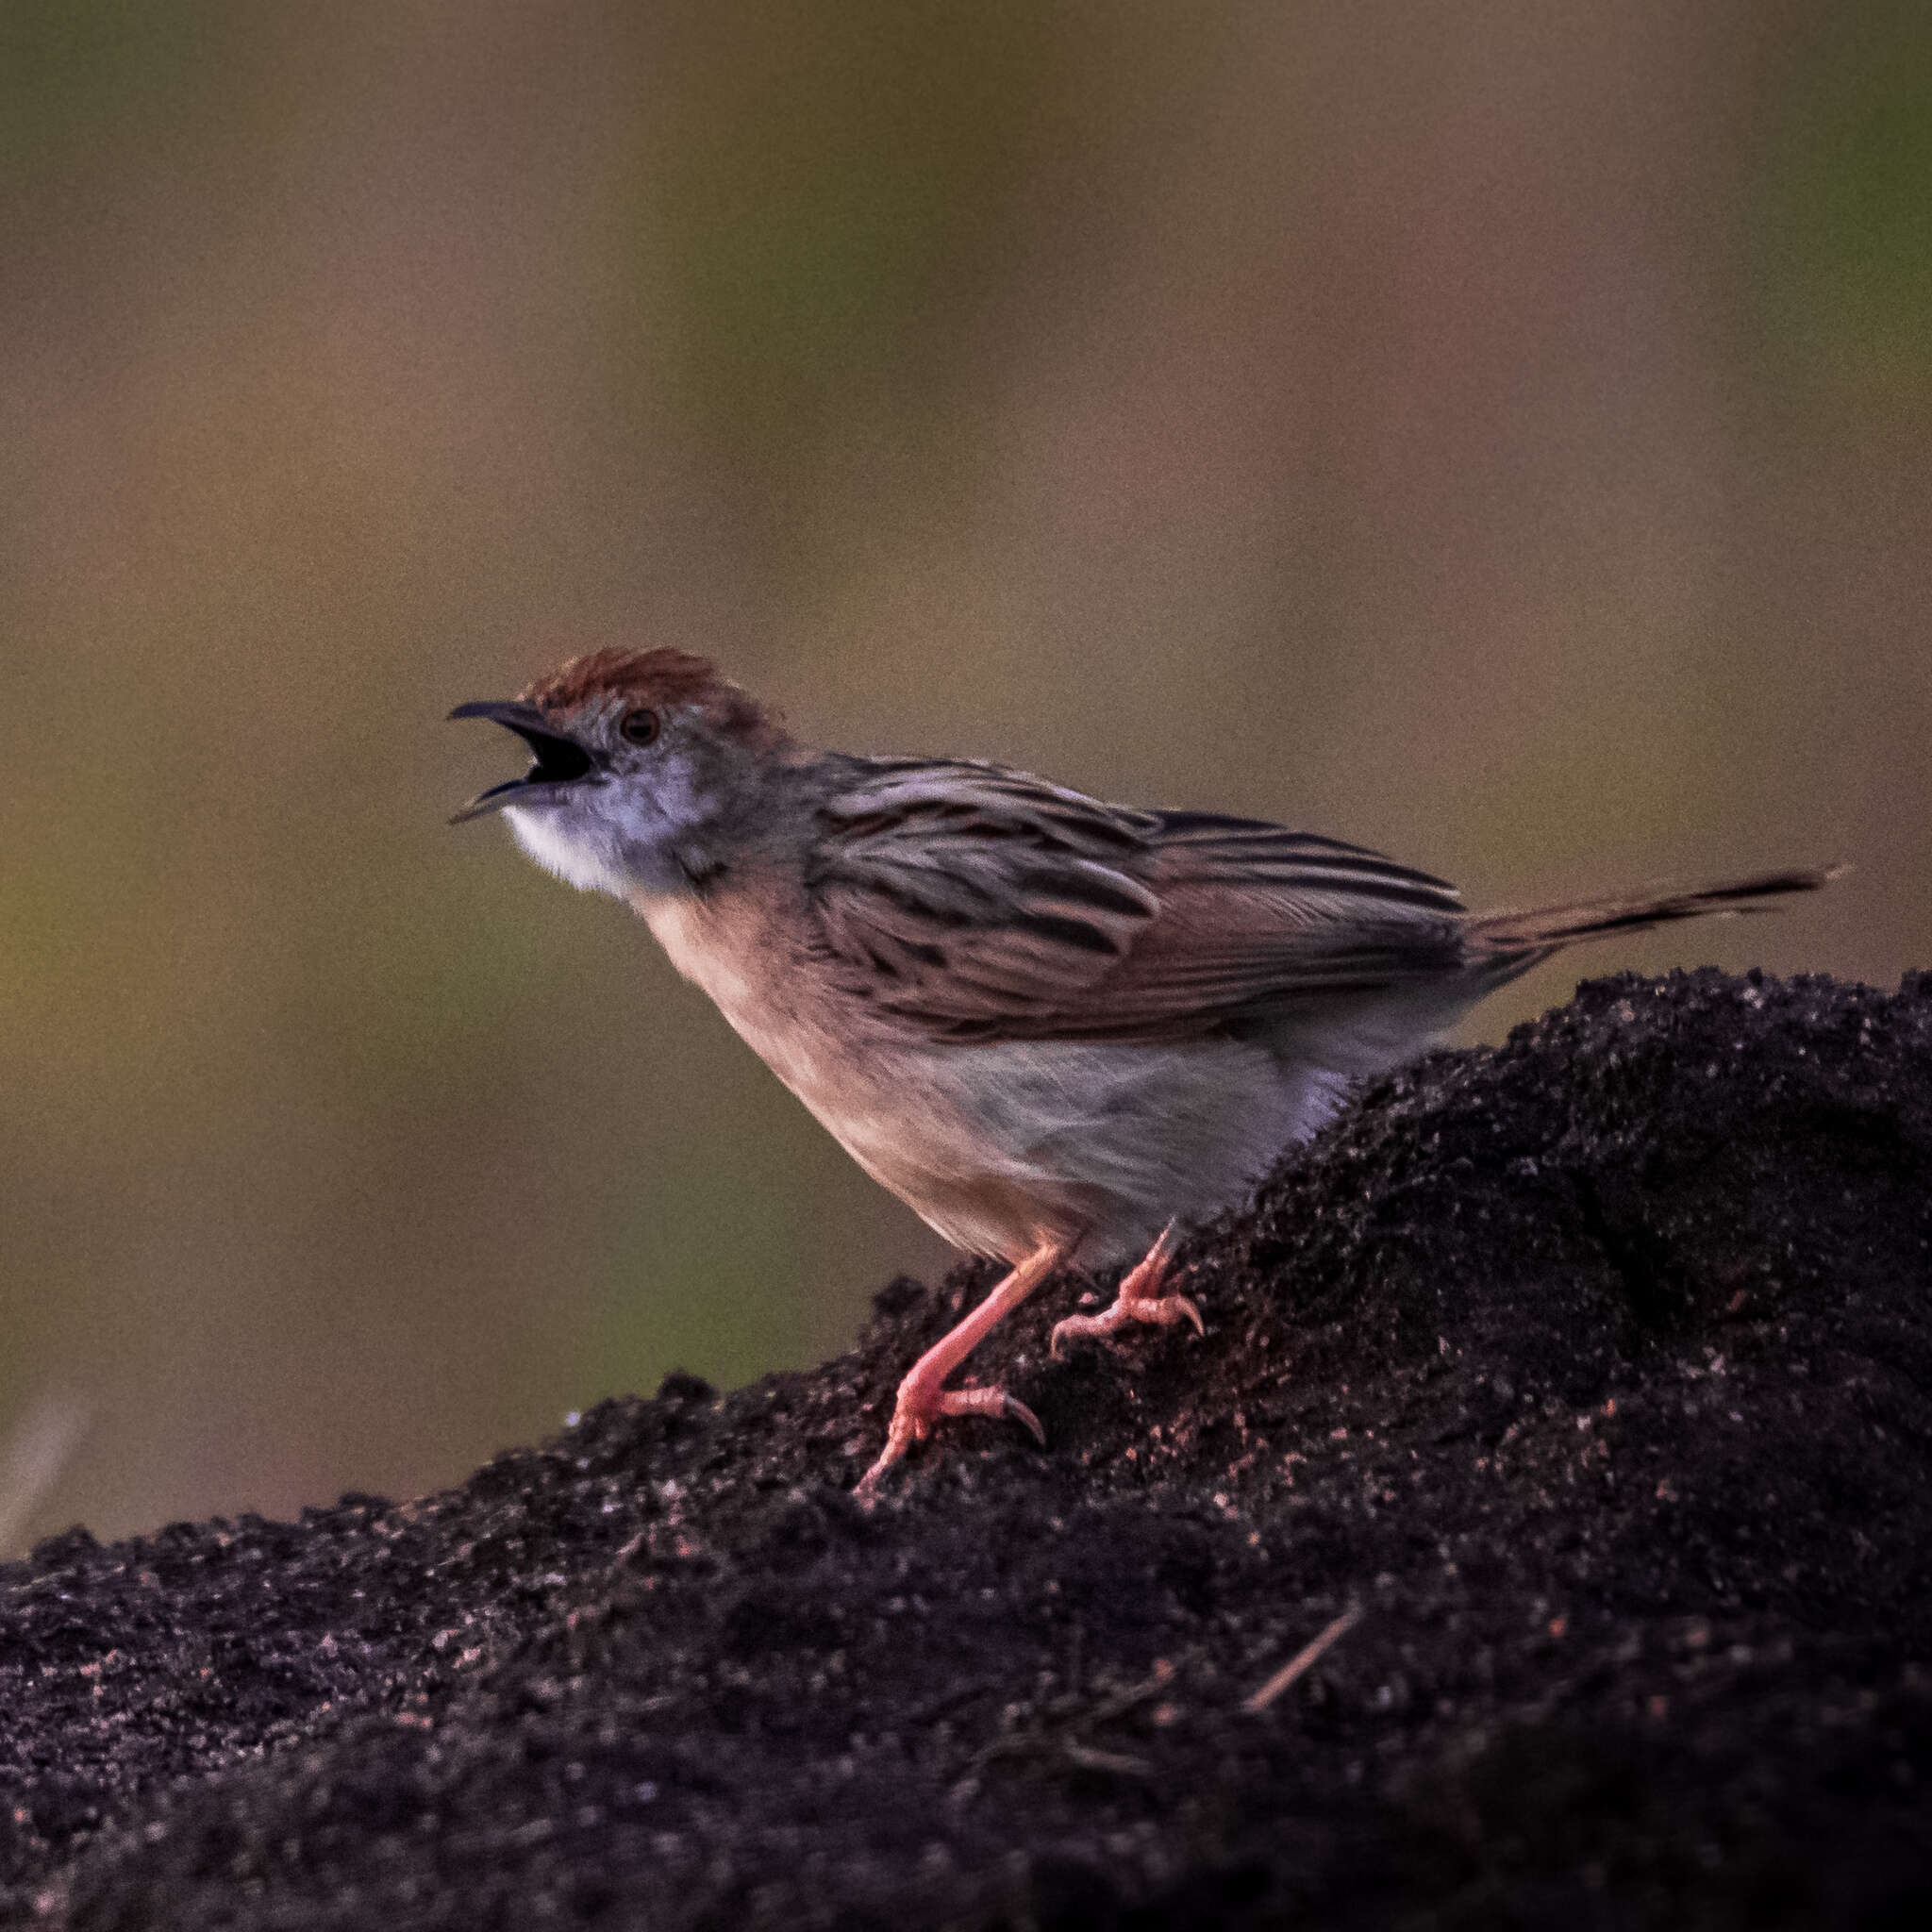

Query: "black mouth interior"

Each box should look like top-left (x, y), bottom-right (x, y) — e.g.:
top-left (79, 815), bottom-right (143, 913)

top-left (509, 724), bottom-right (594, 787)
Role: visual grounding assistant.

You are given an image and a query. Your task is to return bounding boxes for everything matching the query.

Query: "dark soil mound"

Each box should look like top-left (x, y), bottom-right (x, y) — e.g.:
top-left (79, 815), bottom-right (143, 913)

top-left (4, 969), bottom-right (1929, 1929)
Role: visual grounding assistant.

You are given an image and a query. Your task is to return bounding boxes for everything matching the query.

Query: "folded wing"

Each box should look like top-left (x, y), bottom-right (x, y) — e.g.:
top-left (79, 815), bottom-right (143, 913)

top-left (806, 763), bottom-right (1471, 1043)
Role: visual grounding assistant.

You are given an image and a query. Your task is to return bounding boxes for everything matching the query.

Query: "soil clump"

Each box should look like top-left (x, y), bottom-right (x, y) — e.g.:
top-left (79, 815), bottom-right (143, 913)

top-left (3, 969), bottom-right (1929, 1928)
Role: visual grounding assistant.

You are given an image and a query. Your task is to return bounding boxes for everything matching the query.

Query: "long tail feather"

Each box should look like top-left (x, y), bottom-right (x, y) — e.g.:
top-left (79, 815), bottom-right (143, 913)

top-left (1467, 864), bottom-right (1841, 986)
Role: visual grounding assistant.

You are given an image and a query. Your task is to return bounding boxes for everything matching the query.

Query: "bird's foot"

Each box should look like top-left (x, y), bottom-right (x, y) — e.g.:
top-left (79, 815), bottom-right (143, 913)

top-left (853, 1240), bottom-right (1069, 1503)
top-left (1049, 1224), bottom-right (1202, 1358)
top-left (855, 1374), bottom-right (1043, 1503)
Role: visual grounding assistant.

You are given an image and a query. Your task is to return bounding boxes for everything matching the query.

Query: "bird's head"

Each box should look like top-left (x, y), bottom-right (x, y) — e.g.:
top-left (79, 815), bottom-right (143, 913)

top-left (450, 648), bottom-right (792, 898)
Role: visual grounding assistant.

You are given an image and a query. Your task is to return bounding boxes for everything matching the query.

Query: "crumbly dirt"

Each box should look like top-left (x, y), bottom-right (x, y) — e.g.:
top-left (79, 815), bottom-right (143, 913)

top-left (3, 969), bottom-right (1929, 1930)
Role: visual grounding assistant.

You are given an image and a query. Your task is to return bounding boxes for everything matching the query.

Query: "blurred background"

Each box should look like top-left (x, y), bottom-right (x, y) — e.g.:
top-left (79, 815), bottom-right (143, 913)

top-left (2, 1), bottom-right (1925, 1548)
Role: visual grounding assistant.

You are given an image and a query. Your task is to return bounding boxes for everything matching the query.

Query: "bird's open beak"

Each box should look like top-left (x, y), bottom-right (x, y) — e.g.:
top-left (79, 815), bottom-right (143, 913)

top-left (448, 700), bottom-right (601, 824)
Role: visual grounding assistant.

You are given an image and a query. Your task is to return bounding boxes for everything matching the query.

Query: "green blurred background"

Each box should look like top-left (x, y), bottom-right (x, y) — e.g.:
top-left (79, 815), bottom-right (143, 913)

top-left (2, 1), bottom-right (1925, 1547)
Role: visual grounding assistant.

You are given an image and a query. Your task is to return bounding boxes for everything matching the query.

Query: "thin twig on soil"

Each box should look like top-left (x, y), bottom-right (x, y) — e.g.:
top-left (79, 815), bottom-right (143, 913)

top-left (1242, 1602), bottom-right (1363, 1712)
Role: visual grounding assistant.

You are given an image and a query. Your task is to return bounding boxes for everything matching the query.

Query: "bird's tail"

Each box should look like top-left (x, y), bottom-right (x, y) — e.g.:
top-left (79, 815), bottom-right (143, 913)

top-left (1465, 864), bottom-right (1841, 990)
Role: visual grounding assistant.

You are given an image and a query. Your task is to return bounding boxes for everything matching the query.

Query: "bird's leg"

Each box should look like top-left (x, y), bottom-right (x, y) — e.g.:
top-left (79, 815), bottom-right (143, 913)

top-left (856, 1238), bottom-right (1071, 1502)
top-left (1048, 1223), bottom-right (1202, 1357)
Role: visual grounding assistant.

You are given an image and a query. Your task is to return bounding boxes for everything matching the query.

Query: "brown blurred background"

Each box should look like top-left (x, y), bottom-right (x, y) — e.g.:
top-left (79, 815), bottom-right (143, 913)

top-left (2, 1), bottom-right (1925, 1548)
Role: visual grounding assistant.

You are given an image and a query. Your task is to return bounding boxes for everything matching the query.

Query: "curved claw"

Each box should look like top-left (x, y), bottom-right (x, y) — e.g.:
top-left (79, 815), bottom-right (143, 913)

top-left (930, 1382), bottom-right (1047, 1446)
top-left (992, 1391), bottom-right (1045, 1447)
top-left (1049, 1224), bottom-right (1203, 1356)
top-left (855, 1382), bottom-right (1046, 1502)
top-left (1050, 1293), bottom-right (1204, 1356)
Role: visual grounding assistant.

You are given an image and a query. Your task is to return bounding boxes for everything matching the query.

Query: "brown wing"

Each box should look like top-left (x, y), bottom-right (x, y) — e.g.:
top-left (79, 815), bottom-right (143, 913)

top-left (1067, 812), bottom-right (1470, 1040)
top-left (807, 765), bottom-right (1471, 1043)
top-left (806, 761), bottom-right (1162, 1026)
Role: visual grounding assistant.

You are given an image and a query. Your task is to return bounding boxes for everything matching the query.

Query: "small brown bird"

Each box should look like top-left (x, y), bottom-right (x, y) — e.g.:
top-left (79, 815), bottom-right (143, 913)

top-left (452, 649), bottom-right (1830, 1497)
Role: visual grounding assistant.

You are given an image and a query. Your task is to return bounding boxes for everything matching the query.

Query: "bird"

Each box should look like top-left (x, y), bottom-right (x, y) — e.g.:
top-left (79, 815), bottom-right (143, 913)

top-left (451, 647), bottom-right (1831, 1498)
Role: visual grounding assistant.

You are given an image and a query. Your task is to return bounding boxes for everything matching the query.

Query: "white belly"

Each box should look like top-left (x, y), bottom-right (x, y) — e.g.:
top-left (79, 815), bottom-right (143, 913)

top-left (824, 1034), bottom-right (1349, 1264)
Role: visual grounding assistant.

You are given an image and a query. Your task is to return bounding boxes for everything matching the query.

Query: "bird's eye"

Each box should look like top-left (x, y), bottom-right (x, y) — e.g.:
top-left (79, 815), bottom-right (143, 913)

top-left (620, 708), bottom-right (660, 746)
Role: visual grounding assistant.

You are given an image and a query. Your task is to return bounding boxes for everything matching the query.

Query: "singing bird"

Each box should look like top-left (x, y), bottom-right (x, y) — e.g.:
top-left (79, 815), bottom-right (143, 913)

top-left (452, 649), bottom-right (1829, 1496)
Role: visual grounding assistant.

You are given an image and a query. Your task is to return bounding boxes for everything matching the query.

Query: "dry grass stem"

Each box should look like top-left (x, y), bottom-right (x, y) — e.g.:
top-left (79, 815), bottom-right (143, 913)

top-left (0, 1396), bottom-right (91, 1557)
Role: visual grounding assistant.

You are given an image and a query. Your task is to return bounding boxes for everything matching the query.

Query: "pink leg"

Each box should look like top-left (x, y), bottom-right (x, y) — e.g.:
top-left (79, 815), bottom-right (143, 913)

top-left (855, 1240), bottom-right (1071, 1502)
top-left (1048, 1223), bottom-right (1202, 1358)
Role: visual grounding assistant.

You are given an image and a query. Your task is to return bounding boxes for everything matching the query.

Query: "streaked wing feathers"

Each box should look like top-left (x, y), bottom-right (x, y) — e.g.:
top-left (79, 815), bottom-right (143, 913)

top-left (808, 763), bottom-right (1161, 1026)
top-left (808, 764), bottom-right (1470, 1041)
top-left (1145, 812), bottom-right (1466, 914)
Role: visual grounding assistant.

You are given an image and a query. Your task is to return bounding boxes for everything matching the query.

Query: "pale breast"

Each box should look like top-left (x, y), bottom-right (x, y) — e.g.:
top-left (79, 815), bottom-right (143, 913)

top-left (633, 882), bottom-right (892, 1144)
top-left (631, 875), bottom-right (1331, 1263)
top-left (630, 878), bottom-right (1396, 1269)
